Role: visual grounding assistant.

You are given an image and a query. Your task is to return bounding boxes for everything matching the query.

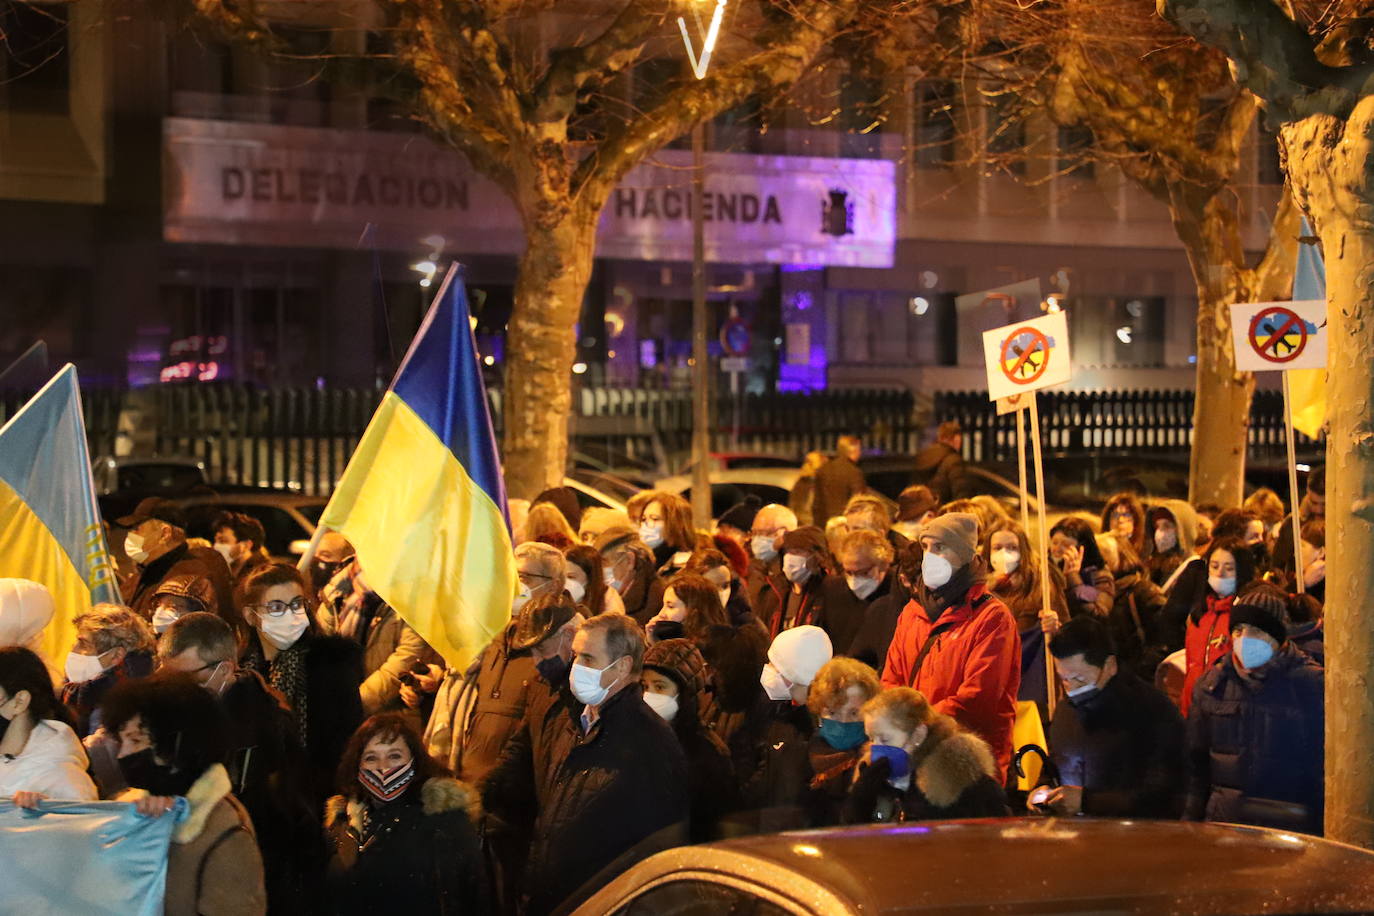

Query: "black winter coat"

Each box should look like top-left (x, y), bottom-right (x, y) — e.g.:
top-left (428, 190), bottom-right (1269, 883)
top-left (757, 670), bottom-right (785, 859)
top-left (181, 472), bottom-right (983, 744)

top-left (1047, 670), bottom-right (1185, 818)
top-left (816, 572), bottom-right (893, 660)
top-left (325, 777), bottom-right (488, 916)
top-left (726, 692), bottom-right (815, 835)
top-left (847, 591), bottom-right (903, 672)
top-left (484, 684), bottom-right (688, 915)
top-left (912, 441), bottom-right (967, 503)
top-left (842, 719), bottom-right (1009, 824)
top-left (674, 717), bottom-right (737, 842)
top-left (807, 734), bottom-right (862, 828)
top-left (1185, 643), bottom-right (1324, 835)
top-left (812, 455), bottom-right (866, 526)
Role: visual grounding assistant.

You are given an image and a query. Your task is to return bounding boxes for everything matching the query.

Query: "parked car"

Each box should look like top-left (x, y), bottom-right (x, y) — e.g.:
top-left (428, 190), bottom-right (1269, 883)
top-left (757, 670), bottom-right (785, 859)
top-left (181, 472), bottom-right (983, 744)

top-left (170, 490), bottom-right (326, 561)
top-left (572, 820), bottom-right (1374, 915)
top-left (93, 456), bottom-right (209, 522)
top-left (564, 469), bottom-right (635, 514)
top-left (653, 467), bottom-right (801, 520)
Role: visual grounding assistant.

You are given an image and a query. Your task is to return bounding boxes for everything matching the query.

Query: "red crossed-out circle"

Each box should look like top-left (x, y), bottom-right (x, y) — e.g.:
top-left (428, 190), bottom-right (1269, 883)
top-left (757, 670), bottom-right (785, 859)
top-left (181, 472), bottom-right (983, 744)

top-left (1248, 306), bottom-right (1308, 364)
top-left (999, 326), bottom-right (1051, 386)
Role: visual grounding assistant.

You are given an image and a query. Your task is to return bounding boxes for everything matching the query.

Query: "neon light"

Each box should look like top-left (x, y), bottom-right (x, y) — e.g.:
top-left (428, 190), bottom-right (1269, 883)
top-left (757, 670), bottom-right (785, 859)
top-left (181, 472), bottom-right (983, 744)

top-left (679, 0), bottom-right (728, 80)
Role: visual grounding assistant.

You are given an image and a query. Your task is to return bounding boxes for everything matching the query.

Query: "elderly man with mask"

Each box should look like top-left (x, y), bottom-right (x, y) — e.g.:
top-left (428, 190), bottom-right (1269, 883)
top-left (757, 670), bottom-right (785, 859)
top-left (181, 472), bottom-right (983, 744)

top-left (483, 612), bottom-right (687, 915)
top-left (745, 504), bottom-right (797, 616)
top-left (880, 512), bottom-right (1020, 783)
top-left (116, 498), bottom-right (232, 623)
top-left (816, 529), bottom-right (895, 655)
top-left (423, 541), bottom-right (566, 784)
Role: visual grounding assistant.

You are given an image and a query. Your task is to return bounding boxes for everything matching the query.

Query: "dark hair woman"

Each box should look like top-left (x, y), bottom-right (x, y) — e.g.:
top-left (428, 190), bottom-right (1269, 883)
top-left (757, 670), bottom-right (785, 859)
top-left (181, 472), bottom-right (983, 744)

top-left (1049, 517), bottom-right (1114, 620)
top-left (237, 562), bottom-right (364, 804)
top-left (564, 544), bottom-right (615, 617)
top-left (325, 713), bottom-right (487, 915)
top-left (0, 646), bottom-right (96, 801)
top-left (646, 572), bottom-right (729, 645)
top-left (1178, 537), bottom-right (1259, 717)
top-left (637, 491), bottom-right (700, 575)
top-left (1101, 492), bottom-right (1147, 557)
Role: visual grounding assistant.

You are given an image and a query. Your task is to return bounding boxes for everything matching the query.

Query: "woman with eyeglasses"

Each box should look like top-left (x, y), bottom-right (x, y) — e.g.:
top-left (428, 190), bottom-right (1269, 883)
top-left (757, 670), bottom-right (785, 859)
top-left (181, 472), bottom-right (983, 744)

top-left (238, 563), bottom-right (365, 805)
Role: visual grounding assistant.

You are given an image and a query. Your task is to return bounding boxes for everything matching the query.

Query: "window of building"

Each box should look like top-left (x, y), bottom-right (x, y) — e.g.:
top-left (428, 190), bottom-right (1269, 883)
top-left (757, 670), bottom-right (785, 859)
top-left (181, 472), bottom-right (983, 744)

top-left (986, 93), bottom-right (1026, 176)
top-left (839, 70), bottom-right (885, 159)
top-left (713, 96), bottom-right (765, 154)
top-left (915, 80), bottom-right (957, 168)
top-left (1058, 124), bottom-right (1095, 179)
top-left (1067, 295), bottom-right (1166, 368)
top-left (0, 1), bottom-right (70, 113)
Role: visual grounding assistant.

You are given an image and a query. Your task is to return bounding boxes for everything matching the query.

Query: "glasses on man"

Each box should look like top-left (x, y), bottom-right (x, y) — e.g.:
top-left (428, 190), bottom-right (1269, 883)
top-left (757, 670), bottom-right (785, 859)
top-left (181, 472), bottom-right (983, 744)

top-left (249, 597), bottom-right (308, 617)
top-left (518, 572), bottom-right (553, 589)
top-left (748, 527), bottom-right (785, 539)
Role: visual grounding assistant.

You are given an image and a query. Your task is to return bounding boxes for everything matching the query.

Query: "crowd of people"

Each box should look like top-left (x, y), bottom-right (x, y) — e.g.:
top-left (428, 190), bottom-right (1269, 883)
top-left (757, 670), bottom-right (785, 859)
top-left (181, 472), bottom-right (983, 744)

top-left (0, 430), bottom-right (1331, 914)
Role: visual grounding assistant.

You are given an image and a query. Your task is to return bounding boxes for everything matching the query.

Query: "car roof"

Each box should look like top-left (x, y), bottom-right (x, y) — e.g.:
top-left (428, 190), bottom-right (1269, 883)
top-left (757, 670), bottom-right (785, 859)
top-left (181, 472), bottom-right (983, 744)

top-left (629, 820), bottom-right (1374, 914)
top-left (170, 492), bottom-right (325, 508)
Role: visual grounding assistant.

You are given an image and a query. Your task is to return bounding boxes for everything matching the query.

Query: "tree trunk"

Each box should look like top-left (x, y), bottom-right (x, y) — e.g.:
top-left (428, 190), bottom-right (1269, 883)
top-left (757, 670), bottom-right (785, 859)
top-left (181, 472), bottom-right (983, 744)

top-left (502, 213), bottom-right (599, 500)
top-left (1284, 100), bottom-right (1374, 848)
top-left (1167, 190), bottom-right (1252, 508)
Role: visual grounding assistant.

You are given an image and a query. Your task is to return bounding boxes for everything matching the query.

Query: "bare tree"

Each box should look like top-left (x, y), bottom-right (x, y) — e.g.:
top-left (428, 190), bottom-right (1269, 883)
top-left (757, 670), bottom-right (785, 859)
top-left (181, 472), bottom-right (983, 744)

top-left (189, 0), bottom-right (865, 496)
top-left (1158, 0), bottom-right (1373, 847)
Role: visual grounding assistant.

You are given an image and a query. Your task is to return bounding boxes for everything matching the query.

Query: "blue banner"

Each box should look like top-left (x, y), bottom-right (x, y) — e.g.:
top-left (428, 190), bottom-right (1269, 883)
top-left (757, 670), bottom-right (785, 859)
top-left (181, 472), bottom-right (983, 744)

top-left (0, 798), bottom-right (185, 915)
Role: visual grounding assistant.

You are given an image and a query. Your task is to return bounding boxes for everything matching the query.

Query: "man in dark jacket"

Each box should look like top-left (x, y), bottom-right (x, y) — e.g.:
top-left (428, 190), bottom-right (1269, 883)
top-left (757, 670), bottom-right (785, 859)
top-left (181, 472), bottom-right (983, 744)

top-left (1185, 585), bottom-right (1325, 835)
top-left (912, 420), bottom-right (967, 503)
top-left (116, 498), bottom-right (234, 624)
top-left (849, 542), bottom-right (919, 670)
top-left (817, 529), bottom-right (894, 656)
top-left (485, 613), bottom-right (687, 915)
top-left (1034, 617), bottom-right (1184, 818)
top-left (811, 435), bottom-right (866, 526)
top-left (745, 504), bottom-right (797, 615)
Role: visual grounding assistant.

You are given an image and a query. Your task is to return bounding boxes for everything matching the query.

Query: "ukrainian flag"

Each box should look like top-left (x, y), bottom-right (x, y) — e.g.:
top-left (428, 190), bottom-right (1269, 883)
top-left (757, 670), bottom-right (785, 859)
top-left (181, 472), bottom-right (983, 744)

top-left (0, 365), bottom-right (118, 665)
top-left (1289, 219), bottom-right (1327, 440)
top-left (319, 267), bottom-right (515, 670)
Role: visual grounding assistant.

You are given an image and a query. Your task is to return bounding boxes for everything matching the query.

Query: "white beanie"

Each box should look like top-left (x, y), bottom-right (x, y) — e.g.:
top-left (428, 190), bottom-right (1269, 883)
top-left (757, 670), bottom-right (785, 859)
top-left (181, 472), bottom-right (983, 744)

top-left (0, 578), bottom-right (55, 648)
top-left (768, 625), bottom-right (833, 687)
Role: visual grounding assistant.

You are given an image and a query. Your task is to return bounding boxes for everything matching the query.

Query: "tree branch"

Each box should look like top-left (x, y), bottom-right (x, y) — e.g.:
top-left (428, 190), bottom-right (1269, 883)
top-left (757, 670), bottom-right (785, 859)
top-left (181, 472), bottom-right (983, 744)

top-left (532, 0), bottom-right (664, 122)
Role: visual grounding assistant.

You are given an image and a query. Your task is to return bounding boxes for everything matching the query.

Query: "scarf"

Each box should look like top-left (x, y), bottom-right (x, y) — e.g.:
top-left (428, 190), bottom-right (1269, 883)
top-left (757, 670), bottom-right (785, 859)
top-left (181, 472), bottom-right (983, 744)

top-left (268, 642), bottom-right (310, 747)
top-left (919, 563), bottom-right (983, 622)
top-left (359, 760), bottom-right (416, 803)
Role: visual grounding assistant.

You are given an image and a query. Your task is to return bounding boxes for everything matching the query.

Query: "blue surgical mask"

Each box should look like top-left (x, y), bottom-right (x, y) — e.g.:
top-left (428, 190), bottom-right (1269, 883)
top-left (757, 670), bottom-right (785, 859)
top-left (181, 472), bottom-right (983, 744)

top-left (818, 718), bottom-right (867, 751)
top-left (1234, 636), bottom-right (1275, 670)
top-left (1208, 575), bottom-right (1237, 597)
top-left (869, 743), bottom-right (911, 779)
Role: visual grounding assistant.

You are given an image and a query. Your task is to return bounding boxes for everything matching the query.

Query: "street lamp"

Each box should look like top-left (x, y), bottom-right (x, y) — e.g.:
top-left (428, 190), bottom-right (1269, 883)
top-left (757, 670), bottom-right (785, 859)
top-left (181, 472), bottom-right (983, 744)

top-left (680, 0), bottom-right (727, 529)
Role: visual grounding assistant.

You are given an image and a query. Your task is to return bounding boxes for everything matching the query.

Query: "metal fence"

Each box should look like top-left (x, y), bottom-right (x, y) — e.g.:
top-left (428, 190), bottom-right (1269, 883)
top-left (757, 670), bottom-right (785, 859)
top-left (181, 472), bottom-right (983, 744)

top-left (0, 384), bottom-right (1320, 496)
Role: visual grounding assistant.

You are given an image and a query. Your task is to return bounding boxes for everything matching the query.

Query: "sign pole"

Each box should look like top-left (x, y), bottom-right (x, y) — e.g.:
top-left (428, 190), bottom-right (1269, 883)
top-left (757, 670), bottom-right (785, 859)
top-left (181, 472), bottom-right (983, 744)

top-left (1282, 370), bottom-right (1306, 594)
top-left (1028, 392), bottom-right (1056, 721)
top-left (1015, 405), bottom-right (1031, 538)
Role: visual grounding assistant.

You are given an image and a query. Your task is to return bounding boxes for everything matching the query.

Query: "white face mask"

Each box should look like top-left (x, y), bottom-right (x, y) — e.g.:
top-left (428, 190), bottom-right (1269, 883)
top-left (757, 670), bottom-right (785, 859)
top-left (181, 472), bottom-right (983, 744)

top-left (566, 579), bottom-right (586, 604)
top-left (125, 532), bottom-right (149, 565)
top-left (846, 575), bottom-right (880, 600)
top-left (717, 587), bottom-right (732, 609)
top-left (570, 658), bottom-right (622, 707)
top-left (991, 549), bottom-right (1021, 576)
top-left (643, 691), bottom-right (679, 722)
top-left (783, 554), bottom-right (811, 585)
top-left (1155, 529), bottom-right (1178, 552)
top-left (259, 612), bottom-right (309, 650)
top-left (152, 606), bottom-right (182, 634)
top-left (639, 523), bottom-right (665, 550)
top-left (760, 662), bottom-right (793, 701)
top-left (65, 650), bottom-right (109, 685)
top-left (922, 552), bottom-right (954, 589)
top-left (1208, 575), bottom-right (1237, 597)
top-left (751, 536), bottom-right (778, 562)
top-left (213, 543), bottom-right (238, 567)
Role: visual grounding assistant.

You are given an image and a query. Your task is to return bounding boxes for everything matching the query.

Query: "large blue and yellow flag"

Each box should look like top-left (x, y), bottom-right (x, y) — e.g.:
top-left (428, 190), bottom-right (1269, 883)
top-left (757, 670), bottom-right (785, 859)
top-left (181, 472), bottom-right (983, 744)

top-left (319, 266), bottom-right (515, 669)
top-left (1290, 219), bottom-right (1327, 440)
top-left (0, 365), bottom-right (118, 663)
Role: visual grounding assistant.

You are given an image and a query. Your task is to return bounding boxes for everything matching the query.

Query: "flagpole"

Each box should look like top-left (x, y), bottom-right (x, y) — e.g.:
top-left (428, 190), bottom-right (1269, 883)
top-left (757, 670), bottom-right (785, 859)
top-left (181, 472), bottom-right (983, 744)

top-left (297, 524), bottom-right (328, 575)
top-left (1282, 370), bottom-right (1306, 594)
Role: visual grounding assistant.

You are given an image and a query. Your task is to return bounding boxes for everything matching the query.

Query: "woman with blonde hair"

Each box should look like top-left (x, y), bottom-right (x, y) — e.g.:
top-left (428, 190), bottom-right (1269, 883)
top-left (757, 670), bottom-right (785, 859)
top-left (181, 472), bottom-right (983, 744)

top-left (806, 657), bottom-right (882, 826)
top-left (524, 502), bottom-right (578, 549)
top-left (843, 687), bottom-right (1008, 823)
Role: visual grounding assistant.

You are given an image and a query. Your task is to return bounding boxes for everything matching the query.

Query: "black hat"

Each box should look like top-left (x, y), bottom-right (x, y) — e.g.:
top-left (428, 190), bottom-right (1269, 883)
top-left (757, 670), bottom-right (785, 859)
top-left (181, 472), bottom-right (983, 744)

top-left (1230, 584), bottom-right (1291, 645)
top-left (115, 497), bottom-right (187, 531)
top-left (717, 495), bottom-right (762, 533)
top-left (511, 593), bottom-right (578, 651)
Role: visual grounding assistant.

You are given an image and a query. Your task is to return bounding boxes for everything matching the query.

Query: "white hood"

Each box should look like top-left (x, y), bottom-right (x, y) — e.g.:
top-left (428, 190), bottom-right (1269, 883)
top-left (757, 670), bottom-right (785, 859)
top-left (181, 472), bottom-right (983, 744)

top-left (0, 578), bottom-right (55, 649)
top-left (0, 719), bottom-right (97, 800)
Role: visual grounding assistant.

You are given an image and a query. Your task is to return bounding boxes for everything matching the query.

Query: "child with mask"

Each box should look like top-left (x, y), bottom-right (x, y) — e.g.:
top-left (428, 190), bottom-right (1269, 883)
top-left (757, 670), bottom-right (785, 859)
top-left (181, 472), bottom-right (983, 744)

top-left (325, 713), bottom-right (487, 914)
top-left (842, 686), bottom-right (1008, 824)
top-left (805, 657), bottom-right (881, 826)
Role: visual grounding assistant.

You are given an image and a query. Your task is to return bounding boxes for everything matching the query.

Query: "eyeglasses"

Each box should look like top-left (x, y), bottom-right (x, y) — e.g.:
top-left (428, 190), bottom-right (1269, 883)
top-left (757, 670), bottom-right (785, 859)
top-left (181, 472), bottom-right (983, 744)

top-left (748, 527), bottom-right (784, 539)
top-left (248, 597), bottom-right (308, 617)
top-left (518, 572), bottom-right (553, 589)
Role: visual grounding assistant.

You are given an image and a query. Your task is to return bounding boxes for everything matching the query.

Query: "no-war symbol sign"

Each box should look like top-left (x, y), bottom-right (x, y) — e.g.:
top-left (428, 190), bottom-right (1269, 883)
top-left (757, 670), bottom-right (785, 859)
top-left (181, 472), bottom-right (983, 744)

top-left (983, 310), bottom-right (1072, 401)
top-left (1229, 300), bottom-right (1327, 372)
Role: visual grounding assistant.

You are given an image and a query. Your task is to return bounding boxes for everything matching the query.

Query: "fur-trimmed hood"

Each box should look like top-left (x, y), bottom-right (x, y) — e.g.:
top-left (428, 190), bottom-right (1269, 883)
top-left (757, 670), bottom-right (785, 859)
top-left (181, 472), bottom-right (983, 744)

top-left (325, 776), bottom-right (481, 834)
top-left (911, 717), bottom-right (998, 809)
top-left (118, 763), bottom-right (232, 845)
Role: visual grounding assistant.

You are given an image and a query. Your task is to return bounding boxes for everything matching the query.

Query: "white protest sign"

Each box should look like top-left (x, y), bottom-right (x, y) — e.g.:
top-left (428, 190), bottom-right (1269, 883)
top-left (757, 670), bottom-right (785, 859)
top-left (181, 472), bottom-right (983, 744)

top-left (982, 311), bottom-right (1072, 402)
top-left (996, 393), bottom-right (1030, 415)
top-left (1229, 300), bottom-right (1328, 372)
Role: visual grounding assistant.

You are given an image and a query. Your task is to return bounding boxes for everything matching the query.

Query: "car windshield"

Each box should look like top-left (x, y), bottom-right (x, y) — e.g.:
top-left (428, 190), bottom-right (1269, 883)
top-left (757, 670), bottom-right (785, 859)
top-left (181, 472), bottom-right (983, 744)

top-left (568, 469), bottom-right (641, 503)
top-left (116, 464), bottom-right (205, 494)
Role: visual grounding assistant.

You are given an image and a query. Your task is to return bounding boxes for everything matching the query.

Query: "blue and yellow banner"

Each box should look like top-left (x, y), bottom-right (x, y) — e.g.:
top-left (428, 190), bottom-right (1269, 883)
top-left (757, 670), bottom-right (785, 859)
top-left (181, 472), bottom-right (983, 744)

top-left (0, 365), bottom-right (118, 663)
top-left (1289, 219), bottom-right (1327, 440)
top-left (320, 266), bottom-right (515, 670)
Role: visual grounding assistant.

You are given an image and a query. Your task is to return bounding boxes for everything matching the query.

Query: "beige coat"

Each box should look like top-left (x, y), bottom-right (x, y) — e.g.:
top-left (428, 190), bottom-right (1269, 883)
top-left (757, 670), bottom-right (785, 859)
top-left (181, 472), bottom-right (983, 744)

top-left (320, 602), bottom-right (438, 715)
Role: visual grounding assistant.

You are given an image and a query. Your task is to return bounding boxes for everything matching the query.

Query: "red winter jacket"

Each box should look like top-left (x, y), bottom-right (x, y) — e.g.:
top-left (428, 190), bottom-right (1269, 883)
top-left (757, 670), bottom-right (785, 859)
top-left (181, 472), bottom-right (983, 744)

top-left (881, 583), bottom-right (1021, 782)
top-left (1180, 593), bottom-right (1233, 718)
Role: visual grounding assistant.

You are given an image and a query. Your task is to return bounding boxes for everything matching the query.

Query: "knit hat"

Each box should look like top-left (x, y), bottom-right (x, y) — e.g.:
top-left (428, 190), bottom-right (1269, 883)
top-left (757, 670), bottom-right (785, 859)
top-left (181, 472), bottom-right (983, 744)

top-left (918, 512), bottom-right (980, 566)
top-left (717, 495), bottom-right (762, 533)
top-left (643, 638), bottom-right (709, 701)
top-left (1229, 584), bottom-right (1291, 645)
top-left (533, 487), bottom-right (583, 531)
top-left (768, 625), bottom-right (833, 686)
top-left (511, 593), bottom-right (578, 651)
